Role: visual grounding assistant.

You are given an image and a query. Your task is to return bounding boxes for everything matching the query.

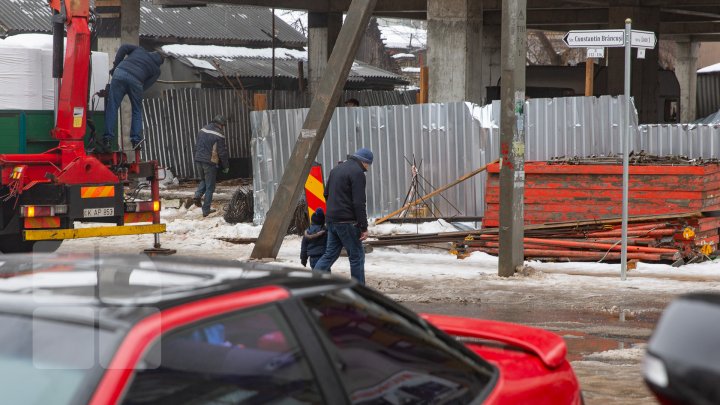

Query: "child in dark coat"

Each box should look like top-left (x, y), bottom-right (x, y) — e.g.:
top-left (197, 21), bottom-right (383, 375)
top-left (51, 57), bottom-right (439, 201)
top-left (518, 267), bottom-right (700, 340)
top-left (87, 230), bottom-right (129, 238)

top-left (301, 208), bottom-right (328, 269)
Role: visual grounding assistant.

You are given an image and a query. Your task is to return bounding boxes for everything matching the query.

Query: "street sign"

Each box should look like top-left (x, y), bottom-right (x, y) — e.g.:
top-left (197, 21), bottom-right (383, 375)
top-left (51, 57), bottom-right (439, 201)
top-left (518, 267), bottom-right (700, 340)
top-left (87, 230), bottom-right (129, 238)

top-left (563, 30), bottom-right (624, 48)
top-left (563, 29), bottom-right (657, 49)
top-left (587, 48), bottom-right (605, 59)
top-left (630, 30), bottom-right (656, 48)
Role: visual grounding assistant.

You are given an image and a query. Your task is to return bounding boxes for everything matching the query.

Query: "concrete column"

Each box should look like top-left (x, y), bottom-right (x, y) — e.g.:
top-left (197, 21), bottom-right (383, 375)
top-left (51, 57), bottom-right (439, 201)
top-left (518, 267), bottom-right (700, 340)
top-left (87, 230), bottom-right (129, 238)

top-left (481, 24), bottom-right (502, 103)
top-left (675, 39), bottom-right (699, 123)
top-left (308, 12), bottom-right (342, 98)
top-left (427, 0), bottom-right (483, 104)
top-left (608, 6), bottom-right (660, 123)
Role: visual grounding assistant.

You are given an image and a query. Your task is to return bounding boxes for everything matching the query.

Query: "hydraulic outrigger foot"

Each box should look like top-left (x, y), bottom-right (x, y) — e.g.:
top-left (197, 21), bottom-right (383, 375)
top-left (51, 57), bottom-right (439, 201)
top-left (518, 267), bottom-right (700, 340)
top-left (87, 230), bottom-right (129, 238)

top-left (143, 233), bottom-right (176, 256)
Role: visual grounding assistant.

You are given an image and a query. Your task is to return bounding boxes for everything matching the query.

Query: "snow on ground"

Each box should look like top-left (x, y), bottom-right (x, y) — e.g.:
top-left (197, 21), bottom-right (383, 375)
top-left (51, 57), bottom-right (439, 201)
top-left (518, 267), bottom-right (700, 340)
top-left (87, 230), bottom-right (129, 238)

top-left (60, 209), bottom-right (720, 297)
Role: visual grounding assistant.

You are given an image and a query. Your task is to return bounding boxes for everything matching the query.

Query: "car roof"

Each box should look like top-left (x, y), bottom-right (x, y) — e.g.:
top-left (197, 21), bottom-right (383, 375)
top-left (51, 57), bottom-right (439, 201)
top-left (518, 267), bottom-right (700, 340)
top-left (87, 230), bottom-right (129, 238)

top-left (0, 253), bottom-right (351, 325)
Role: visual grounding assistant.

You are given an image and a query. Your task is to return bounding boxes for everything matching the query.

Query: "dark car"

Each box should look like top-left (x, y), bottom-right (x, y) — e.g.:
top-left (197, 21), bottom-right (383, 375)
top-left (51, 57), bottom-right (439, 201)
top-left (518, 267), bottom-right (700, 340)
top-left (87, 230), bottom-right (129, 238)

top-left (0, 254), bottom-right (581, 404)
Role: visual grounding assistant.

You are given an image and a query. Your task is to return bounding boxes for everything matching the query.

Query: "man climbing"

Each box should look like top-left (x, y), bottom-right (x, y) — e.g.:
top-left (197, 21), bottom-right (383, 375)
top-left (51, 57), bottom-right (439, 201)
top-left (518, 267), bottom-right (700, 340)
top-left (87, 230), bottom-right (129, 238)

top-left (103, 44), bottom-right (164, 151)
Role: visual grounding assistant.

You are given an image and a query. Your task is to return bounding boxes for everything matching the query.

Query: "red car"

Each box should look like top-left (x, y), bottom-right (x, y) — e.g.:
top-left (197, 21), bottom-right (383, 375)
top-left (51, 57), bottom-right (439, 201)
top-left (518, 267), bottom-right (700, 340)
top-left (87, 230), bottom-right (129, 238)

top-left (0, 254), bottom-right (581, 404)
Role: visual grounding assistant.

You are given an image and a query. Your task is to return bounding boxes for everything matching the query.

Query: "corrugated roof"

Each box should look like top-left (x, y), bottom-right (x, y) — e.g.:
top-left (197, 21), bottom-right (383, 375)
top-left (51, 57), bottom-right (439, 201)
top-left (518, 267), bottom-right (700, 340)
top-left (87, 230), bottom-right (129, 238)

top-left (0, 0), bottom-right (51, 36)
top-left (0, 0), bottom-right (306, 48)
top-left (177, 56), bottom-right (408, 85)
top-left (175, 55), bottom-right (408, 84)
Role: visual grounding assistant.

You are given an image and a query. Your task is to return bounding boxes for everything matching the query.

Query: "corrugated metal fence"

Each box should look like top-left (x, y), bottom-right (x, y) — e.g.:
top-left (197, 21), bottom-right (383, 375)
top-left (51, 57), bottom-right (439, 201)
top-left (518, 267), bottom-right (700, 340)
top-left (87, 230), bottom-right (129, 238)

top-left (252, 95), bottom-right (720, 222)
top-left (697, 73), bottom-right (720, 119)
top-left (142, 88), bottom-right (417, 179)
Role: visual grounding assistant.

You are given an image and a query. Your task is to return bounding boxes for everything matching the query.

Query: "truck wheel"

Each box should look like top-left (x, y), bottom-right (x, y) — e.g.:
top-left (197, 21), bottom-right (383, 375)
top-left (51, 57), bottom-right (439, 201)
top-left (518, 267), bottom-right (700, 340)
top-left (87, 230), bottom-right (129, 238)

top-left (0, 235), bottom-right (62, 254)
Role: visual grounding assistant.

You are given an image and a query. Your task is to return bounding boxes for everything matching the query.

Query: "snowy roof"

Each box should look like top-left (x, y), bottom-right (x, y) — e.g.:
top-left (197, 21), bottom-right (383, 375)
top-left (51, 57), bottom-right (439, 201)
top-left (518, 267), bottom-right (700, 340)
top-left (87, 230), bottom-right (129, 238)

top-left (162, 44), bottom-right (308, 60)
top-left (0, 0), bottom-right (306, 49)
top-left (698, 63), bottom-right (720, 74)
top-left (401, 67), bottom-right (421, 73)
top-left (164, 44), bottom-right (407, 85)
top-left (377, 18), bottom-right (427, 50)
top-left (392, 53), bottom-right (415, 59)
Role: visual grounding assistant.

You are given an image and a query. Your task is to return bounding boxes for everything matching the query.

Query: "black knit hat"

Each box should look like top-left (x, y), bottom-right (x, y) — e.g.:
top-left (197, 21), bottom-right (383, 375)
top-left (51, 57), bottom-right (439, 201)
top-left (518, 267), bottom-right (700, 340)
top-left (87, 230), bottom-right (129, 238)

top-left (311, 208), bottom-right (325, 225)
top-left (212, 114), bottom-right (227, 126)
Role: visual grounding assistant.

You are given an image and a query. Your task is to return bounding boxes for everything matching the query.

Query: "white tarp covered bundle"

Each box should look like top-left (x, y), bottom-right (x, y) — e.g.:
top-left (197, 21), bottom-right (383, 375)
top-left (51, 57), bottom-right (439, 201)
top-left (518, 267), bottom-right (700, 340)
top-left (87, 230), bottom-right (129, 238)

top-left (0, 34), bottom-right (109, 111)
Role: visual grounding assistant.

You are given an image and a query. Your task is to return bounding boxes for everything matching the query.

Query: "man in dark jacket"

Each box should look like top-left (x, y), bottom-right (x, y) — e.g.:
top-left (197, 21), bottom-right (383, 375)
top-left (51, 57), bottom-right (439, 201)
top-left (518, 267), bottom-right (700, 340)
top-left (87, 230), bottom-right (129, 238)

top-left (300, 208), bottom-right (328, 269)
top-left (185, 115), bottom-right (230, 217)
top-left (103, 44), bottom-right (164, 151)
top-left (313, 148), bottom-right (373, 284)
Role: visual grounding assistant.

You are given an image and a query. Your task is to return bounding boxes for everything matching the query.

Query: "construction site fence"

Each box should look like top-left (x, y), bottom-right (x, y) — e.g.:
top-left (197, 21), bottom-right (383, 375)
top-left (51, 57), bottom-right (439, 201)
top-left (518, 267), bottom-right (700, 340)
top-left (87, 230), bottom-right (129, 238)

top-left (141, 88), bottom-right (418, 179)
top-left (252, 96), bottom-right (720, 223)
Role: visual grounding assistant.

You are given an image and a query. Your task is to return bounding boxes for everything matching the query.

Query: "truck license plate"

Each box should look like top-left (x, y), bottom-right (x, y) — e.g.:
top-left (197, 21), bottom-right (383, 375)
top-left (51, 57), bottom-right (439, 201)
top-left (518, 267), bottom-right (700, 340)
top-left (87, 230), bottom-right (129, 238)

top-left (83, 207), bottom-right (114, 218)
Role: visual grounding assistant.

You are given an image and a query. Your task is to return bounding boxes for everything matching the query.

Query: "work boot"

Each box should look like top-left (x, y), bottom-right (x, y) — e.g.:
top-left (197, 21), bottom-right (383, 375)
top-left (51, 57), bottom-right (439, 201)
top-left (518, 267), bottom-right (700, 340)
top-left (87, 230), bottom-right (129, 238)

top-left (203, 209), bottom-right (217, 218)
top-left (184, 197), bottom-right (200, 209)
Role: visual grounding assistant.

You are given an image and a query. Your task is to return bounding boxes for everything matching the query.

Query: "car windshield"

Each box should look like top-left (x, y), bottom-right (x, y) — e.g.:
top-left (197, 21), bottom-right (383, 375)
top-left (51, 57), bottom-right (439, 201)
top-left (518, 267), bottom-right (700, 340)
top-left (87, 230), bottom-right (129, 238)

top-left (0, 313), bottom-right (115, 405)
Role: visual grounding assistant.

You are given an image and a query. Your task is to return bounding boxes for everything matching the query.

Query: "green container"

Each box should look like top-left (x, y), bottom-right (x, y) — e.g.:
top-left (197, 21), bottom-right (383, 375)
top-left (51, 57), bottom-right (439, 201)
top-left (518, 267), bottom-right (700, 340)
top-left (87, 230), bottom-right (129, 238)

top-left (0, 110), bottom-right (106, 154)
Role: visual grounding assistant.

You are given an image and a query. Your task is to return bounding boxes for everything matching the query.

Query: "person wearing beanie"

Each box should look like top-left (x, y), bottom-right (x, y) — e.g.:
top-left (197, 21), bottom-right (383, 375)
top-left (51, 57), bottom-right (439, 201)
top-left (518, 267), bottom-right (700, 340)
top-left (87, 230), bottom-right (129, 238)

top-left (300, 208), bottom-right (328, 269)
top-left (313, 148), bottom-right (373, 284)
top-left (184, 114), bottom-right (230, 217)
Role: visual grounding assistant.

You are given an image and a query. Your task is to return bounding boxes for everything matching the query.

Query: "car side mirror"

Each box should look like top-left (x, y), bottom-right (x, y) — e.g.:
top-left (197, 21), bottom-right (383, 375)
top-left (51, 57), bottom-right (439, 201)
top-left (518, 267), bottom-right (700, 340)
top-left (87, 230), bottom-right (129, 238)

top-left (643, 293), bottom-right (720, 405)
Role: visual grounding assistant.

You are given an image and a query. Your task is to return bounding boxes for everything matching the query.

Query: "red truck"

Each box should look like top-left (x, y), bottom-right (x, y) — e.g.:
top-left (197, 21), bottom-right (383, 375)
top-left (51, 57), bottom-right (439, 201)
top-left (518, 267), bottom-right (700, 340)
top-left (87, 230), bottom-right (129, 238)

top-left (0, 0), bottom-right (167, 254)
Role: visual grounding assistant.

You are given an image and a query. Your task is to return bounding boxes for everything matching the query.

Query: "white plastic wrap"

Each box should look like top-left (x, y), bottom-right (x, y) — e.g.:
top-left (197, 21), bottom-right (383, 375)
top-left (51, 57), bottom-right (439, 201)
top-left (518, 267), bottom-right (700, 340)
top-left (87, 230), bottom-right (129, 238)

top-left (0, 34), bottom-right (109, 111)
top-left (0, 47), bottom-right (43, 110)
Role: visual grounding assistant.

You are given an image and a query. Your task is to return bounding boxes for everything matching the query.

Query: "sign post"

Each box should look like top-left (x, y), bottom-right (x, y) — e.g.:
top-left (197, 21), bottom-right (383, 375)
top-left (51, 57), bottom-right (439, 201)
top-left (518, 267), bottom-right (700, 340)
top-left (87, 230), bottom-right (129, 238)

top-left (564, 24), bottom-right (656, 280)
top-left (621, 19), bottom-right (632, 281)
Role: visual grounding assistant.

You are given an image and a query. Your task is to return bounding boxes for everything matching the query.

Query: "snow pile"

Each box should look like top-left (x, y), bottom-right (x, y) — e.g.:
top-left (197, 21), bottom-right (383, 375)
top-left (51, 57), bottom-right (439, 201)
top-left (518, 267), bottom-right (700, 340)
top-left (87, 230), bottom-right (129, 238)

top-left (392, 53), bottom-right (415, 59)
top-left (465, 102), bottom-right (499, 129)
top-left (371, 219), bottom-right (458, 236)
top-left (0, 34), bottom-right (108, 111)
top-left (401, 67), bottom-right (421, 73)
top-left (162, 44), bottom-right (308, 60)
top-left (698, 63), bottom-right (720, 74)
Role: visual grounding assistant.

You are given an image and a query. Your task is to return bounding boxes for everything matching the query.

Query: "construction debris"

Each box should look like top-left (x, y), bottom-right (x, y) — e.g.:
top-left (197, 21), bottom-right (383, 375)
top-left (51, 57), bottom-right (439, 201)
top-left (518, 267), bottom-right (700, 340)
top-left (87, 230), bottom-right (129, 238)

top-left (367, 212), bottom-right (719, 264)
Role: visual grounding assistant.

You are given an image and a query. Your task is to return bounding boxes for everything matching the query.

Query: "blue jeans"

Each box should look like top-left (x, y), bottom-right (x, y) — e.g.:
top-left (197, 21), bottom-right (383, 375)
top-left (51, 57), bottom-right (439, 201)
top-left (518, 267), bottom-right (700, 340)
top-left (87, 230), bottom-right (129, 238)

top-left (194, 162), bottom-right (217, 215)
top-left (313, 223), bottom-right (365, 285)
top-left (309, 256), bottom-right (321, 269)
top-left (104, 68), bottom-right (144, 145)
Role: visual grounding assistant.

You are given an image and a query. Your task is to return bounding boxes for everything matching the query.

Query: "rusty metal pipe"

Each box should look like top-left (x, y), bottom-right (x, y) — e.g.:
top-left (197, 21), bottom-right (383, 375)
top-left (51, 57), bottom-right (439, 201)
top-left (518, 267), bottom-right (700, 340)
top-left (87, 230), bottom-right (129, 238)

top-left (523, 237), bottom-right (679, 254)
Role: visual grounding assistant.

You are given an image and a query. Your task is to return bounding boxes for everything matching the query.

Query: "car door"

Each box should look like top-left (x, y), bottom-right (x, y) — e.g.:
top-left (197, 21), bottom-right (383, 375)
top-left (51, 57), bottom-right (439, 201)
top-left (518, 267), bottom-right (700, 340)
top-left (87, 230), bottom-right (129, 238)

top-left (297, 287), bottom-right (497, 404)
top-left (118, 304), bottom-right (326, 404)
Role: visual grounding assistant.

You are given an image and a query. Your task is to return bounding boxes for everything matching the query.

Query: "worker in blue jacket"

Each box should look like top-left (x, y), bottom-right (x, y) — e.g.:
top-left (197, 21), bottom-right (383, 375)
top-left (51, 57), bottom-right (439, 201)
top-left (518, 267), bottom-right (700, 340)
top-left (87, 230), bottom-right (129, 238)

top-left (103, 44), bottom-right (164, 151)
top-left (184, 115), bottom-right (230, 217)
top-left (301, 208), bottom-right (328, 269)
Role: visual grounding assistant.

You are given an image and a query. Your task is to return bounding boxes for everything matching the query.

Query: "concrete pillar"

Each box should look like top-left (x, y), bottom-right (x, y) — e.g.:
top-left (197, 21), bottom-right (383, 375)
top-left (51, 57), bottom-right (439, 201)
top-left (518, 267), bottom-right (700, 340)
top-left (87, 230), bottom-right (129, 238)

top-left (607, 6), bottom-right (660, 123)
top-left (120, 0), bottom-right (140, 152)
top-left (308, 12), bottom-right (342, 98)
top-left (675, 39), bottom-right (699, 123)
top-left (481, 24), bottom-right (502, 103)
top-left (427, 0), bottom-right (484, 104)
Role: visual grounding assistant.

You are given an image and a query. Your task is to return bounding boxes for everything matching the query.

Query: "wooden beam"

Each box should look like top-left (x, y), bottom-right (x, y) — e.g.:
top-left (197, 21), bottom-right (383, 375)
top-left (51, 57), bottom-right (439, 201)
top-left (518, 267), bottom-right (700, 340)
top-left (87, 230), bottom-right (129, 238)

top-left (419, 66), bottom-right (428, 104)
top-left (662, 21), bottom-right (720, 35)
top-left (585, 59), bottom-right (594, 96)
top-left (253, 93), bottom-right (267, 111)
top-left (375, 161), bottom-right (496, 225)
top-left (251, 0), bottom-right (377, 260)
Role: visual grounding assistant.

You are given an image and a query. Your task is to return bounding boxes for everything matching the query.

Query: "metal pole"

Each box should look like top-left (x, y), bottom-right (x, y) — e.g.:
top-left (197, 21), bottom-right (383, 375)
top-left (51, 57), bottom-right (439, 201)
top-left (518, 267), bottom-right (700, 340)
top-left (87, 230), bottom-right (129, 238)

top-left (271, 7), bottom-right (276, 110)
top-left (498, 0), bottom-right (527, 277)
top-left (621, 18), bottom-right (632, 280)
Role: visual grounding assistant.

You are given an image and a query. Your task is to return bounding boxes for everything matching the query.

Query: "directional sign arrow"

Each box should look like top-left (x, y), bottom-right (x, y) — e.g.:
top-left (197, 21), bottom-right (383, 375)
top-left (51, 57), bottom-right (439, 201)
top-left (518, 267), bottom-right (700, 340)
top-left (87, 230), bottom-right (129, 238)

top-left (630, 30), bottom-right (656, 49)
top-left (563, 29), bottom-right (657, 49)
top-left (563, 30), bottom-right (625, 48)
